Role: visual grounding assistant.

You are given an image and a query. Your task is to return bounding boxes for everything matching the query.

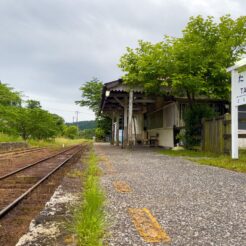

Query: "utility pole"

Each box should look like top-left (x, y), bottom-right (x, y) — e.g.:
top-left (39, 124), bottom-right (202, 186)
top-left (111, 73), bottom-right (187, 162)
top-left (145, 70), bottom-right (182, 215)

top-left (75, 111), bottom-right (79, 133)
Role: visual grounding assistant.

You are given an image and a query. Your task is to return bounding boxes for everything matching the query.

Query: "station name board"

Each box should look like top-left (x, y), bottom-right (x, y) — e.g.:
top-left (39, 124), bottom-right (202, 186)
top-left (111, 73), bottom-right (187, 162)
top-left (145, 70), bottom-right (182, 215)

top-left (235, 71), bottom-right (246, 106)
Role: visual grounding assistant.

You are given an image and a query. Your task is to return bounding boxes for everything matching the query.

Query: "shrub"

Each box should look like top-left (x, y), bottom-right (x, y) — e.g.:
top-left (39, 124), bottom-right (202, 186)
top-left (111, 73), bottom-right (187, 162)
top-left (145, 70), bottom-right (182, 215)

top-left (64, 125), bottom-right (78, 139)
top-left (95, 128), bottom-right (105, 140)
top-left (183, 104), bottom-right (216, 149)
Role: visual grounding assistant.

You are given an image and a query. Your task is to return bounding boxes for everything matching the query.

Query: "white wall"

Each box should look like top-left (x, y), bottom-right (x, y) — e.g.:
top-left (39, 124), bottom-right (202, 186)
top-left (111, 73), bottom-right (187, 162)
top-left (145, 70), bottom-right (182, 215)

top-left (134, 113), bottom-right (144, 135)
top-left (148, 128), bottom-right (174, 147)
top-left (146, 102), bottom-right (176, 147)
top-left (238, 130), bottom-right (246, 148)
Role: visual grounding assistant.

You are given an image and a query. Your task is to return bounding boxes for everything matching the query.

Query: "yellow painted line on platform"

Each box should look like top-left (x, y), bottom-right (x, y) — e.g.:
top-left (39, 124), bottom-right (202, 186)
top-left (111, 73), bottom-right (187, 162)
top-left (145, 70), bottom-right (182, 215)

top-left (113, 181), bottom-right (132, 193)
top-left (128, 208), bottom-right (170, 243)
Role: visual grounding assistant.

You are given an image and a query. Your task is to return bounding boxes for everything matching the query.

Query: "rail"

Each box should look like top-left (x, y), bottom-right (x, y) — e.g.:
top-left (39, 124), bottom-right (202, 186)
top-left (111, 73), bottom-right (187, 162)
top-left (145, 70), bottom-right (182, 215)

top-left (0, 147), bottom-right (46, 156)
top-left (0, 145), bottom-right (82, 219)
top-left (0, 145), bottom-right (78, 180)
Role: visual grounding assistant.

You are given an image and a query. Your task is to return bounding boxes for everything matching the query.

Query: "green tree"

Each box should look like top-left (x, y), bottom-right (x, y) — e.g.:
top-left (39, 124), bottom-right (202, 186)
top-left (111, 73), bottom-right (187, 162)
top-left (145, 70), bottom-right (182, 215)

top-left (76, 78), bottom-right (111, 140)
top-left (95, 127), bottom-right (105, 140)
top-left (119, 15), bottom-right (246, 148)
top-left (0, 82), bottom-right (66, 141)
top-left (64, 125), bottom-right (78, 139)
top-left (171, 15), bottom-right (246, 102)
top-left (96, 115), bottom-right (111, 137)
top-left (79, 128), bottom-right (95, 139)
top-left (76, 78), bottom-right (103, 115)
top-left (51, 114), bottom-right (65, 136)
top-left (119, 38), bottom-right (174, 93)
top-left (119, 15), bottom-right (246, 102)
top-left (26, 99), bottom-right (41, 109)
top-left (0, 105), bottom-right (20, 136)
top-left (0, 82), bottom-right (21, 106)
top-left (0, 101), bottom-right (65, 140)
top-left (27, 109), bottom-right (62, 140)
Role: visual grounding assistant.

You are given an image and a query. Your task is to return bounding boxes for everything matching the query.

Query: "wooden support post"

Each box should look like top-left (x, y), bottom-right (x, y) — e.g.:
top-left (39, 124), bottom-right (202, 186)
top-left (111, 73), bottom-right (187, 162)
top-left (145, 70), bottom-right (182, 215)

top-left (111, 112), bottom-right (115, 145)
top-left (128, 90), bottom-right (133, 147)
top-left (116, 115), bottom-right (120, 146)
top-left (123, 98), bottom-right (128, 148)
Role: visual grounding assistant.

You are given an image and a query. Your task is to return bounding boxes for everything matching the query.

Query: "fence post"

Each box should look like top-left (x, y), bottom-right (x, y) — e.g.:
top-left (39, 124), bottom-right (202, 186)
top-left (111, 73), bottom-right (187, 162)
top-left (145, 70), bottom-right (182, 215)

top-left (224, 113), bottom-right (231, 154)
top-left (201, 118), bottom-right (205, 151)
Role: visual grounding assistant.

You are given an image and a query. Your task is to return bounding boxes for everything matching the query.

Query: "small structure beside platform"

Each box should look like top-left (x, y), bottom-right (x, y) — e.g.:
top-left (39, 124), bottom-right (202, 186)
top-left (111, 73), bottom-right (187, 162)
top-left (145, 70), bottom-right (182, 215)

top-left (100, 79), bottom-right (228, 148)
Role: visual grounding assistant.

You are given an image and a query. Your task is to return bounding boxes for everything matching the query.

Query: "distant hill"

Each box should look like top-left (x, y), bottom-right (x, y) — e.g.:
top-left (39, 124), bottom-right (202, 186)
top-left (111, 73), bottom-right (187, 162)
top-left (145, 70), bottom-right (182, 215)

top-left (66, 120), bottom-right (96, 130)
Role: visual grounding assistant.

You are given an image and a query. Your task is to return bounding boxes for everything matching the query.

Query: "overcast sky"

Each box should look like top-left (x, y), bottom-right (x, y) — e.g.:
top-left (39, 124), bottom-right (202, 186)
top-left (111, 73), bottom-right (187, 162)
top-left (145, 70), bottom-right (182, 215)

top-left (0, 0), bottom-right (245, 122)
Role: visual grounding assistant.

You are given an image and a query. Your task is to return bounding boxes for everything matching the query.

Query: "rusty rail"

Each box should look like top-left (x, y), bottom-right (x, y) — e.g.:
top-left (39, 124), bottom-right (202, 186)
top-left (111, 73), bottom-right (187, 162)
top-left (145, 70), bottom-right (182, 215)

top-left (0, 145), bottom-right (82, 219)
top-left (0, 145), bottom-right (78, 180)
top-left (0, 147), bottom-right (46, 156)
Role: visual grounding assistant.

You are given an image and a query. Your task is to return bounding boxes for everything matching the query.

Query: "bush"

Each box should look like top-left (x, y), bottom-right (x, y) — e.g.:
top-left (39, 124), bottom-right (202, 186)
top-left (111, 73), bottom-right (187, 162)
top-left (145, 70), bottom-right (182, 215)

top-left (64, 125), bottom-right (78, 139)
top-left (79, 128), bottom-right (96, 139)
top-left (183, 104), bottom-right (216, 149)
top-left (95, 128), bottom-right (105, 140)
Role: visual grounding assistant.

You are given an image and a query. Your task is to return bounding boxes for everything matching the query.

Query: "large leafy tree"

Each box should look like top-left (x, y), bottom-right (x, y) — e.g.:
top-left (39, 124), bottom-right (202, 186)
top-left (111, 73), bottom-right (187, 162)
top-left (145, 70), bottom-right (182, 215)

top-left (76, 78), bottom-right (111, 139)
top-left (171, 15), bottom-right (246, 102)
top-left (26, 99), bottom-right (42, 109)
top-left (119, 38), bottom-right (174, 93)
top-left (119, 15), bottom-right (246, 103)
top-left (0, 107), bottom-right (63, 140)
top-left (27, 109), bottom-right (63, 140)
top-left (119, 15), bottom-right (246, 148)
top-left (0, 82), bottom-right (21, 106)
top-left (76, 78), bottom-right (103, 115)
top-left (0, 83), bottom-right (66, 140)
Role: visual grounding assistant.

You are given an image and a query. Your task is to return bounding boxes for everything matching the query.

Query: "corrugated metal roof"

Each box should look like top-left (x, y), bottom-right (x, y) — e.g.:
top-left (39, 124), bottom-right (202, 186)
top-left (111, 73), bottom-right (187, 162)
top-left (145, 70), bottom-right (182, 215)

top-left (103, 79), bottom-right (143, 92)
top-left (110, 84), bottom-right (143, 93)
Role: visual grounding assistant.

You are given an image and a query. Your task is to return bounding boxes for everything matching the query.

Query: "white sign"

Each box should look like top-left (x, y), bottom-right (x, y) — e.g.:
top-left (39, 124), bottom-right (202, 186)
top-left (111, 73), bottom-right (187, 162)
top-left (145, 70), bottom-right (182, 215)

top-left (227, 58), bottom-right (246, 159)
top-left (234, 70), bottom-right (246, 106)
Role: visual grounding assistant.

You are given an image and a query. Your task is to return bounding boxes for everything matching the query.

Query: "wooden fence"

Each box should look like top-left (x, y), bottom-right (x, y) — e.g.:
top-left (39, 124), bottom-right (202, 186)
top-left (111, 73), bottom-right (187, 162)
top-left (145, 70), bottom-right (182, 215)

top-left (202, 113), bottom-right (246, 154)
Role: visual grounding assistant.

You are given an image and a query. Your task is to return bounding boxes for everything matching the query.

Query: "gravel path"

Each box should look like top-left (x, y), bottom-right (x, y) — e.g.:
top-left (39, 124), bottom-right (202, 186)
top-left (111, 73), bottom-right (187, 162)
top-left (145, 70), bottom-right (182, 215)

top-left (95, 143), bottom-right (246, 246)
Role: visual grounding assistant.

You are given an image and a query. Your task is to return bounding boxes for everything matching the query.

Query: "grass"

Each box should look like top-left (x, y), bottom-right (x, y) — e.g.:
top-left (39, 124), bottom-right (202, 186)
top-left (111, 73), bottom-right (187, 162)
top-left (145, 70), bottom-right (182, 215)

top-left (195, 156), bottom-right (246, 173)
top-left (0, 133), bottom-right (92, 149)
top-left (0, 133), bottom-right (23, 142)
top-left (160, 148), bottom-right (246, 173)
top-left (72, 151), bottom-right (105, 246)
top-left (28, 137), bottom-right (92, 149)
top-left (159, 148), bottom-right (217, 158)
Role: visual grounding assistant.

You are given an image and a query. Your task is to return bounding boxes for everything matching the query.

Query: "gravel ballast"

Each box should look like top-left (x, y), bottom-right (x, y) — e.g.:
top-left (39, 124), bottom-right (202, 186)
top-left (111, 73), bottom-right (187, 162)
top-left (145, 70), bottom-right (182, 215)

top-left (95, 143), bottom-right (246, 246)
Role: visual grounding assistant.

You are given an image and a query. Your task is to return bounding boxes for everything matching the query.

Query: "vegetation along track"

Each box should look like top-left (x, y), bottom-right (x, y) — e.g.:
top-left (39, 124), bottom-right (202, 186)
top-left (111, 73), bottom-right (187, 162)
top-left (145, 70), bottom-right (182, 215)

top-left (0, 144), bottom-right (82, 219)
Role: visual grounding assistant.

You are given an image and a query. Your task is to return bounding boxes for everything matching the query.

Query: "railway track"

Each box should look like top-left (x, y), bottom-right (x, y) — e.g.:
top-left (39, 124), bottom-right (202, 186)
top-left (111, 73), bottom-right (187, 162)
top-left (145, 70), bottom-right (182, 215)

top-left (0, 144), bottom-right (82, 219)
top-left (0, 147), bottom-right (47, 158)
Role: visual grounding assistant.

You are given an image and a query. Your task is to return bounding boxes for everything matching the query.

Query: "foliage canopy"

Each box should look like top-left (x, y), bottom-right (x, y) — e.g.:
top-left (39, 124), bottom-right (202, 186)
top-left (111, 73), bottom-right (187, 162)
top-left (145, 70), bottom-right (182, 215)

top-left (0, 83), bottom-right (66, 141)
top-left (0, 82), bottom-right (21, 106)
top-left (77, 78), bottom-right (111, 140)
top-left (76, 78), bottom-right (103, 116)
top-left (119, 15), bottom-right (246, 102)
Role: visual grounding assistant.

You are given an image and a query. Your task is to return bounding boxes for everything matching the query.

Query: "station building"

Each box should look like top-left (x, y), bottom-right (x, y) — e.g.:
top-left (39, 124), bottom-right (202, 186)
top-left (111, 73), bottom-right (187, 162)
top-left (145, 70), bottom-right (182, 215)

top-left (100, 79), bottom-right (228, 148)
